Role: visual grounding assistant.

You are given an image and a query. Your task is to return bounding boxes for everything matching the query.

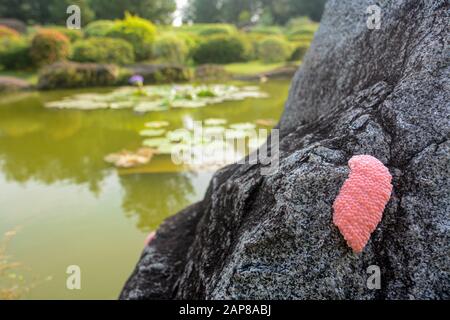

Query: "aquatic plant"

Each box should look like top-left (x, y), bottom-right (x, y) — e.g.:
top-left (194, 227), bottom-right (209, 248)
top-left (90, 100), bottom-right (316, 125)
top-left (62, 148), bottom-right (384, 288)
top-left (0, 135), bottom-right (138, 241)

top-left (45, 84), bottom-right (269, 112)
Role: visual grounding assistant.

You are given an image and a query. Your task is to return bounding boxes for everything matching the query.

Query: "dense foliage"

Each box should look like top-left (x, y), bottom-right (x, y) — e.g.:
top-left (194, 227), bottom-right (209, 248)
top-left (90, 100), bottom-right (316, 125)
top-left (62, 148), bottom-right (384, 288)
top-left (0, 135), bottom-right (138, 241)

top-left (30, 29), bottom-right (71, 67)
top-left (71, 37), bottom-right (135, 65)
top-left (106, 14), bottom-right (156, 61)
top-left (153, 35), bottom-right (189, 64)
top-left (192, 35), bottom-right (247, 64)
top-left (257, 37), bottom-right (290, 63)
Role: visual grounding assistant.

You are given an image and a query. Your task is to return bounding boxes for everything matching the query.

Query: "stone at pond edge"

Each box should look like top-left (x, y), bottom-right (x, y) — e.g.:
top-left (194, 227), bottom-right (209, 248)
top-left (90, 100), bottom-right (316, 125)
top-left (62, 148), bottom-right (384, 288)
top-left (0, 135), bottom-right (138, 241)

top-left (121, 0), bottom-right (449, 300)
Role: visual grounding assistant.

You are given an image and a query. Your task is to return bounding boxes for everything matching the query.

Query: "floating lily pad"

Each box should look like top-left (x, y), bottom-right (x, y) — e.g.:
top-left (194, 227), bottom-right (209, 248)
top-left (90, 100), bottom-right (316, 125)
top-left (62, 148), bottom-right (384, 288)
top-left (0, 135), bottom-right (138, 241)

top-left (139, 129), bottom-right (166, 137)
top-left (145, 121), bottom-right (170, 128)
top-left (204, 118), bottom-right (227, 126)
top-left (142, 137), bottom-right (170, 148)
top-left (45, 84), bottom-right (268, 113)
top-left (167, 129), bottom-right (192, 142)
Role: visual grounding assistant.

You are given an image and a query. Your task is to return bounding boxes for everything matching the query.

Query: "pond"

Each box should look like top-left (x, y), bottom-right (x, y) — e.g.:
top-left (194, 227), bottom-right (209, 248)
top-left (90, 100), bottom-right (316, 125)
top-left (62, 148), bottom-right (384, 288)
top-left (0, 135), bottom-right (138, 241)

top-left (0, 80), bottom-right (290, 299)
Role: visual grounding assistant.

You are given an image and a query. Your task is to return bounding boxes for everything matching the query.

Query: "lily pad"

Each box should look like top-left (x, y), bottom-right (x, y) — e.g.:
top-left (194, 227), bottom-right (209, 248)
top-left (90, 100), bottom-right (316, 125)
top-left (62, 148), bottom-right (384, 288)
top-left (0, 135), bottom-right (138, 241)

top-left (204, 118), bottom-right (227, 126)
top-left (139, 129), bottom-right (166, 137)
top-left (145, 121), bottom-right (170, 128)
top-left (142, 137), bottom-right (170, 148)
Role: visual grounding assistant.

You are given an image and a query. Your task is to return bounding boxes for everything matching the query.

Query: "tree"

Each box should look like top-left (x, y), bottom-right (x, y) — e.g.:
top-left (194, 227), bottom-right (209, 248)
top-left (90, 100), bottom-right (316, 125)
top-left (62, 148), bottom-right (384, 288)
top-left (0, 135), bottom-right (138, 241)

top-left (184, 0), bottom-right (326, 25)
top-left (89, 0), bottom-right (176, 24)
top-left (0, 0), bottom-right (93, 25)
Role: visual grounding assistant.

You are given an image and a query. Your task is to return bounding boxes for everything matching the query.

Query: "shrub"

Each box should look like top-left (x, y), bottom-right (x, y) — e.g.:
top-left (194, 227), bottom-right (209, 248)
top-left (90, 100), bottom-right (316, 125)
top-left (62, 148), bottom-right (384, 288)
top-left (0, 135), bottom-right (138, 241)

top-left (30, 29), bottom-right (71, 67)
top-left (257, 37), bottom-right (290, 63)
top-left (153, 35), bottom-right (188, 64)
top-left (122, 64), bottom-right (191, 84)
top-left (106, 13), bottom-right (156, 61)
top-left (198, 25), bottom-right (237, 36)
top-left (289, 41), bottom-right (310, 61)
top-left (37, 61), bottom-right (119, 90)
top-left (195, 64), bottom-right (230, 81)
top-left (0, 37), bottom-right (32, 70)
top-left (0, 25), bottom-right (19, 38)
top-left (192, 35), bottom-right (247, 64)
top-left (0, 19), bottom-right (27, 33)
top-left (71, 37), bottom-right (134, 65)
top-left (249, 25), bottom-right (283, 35)
top-left (84, 20), bottom-right (115, 37)
top-left (44, 26), bottom-right (83, 43)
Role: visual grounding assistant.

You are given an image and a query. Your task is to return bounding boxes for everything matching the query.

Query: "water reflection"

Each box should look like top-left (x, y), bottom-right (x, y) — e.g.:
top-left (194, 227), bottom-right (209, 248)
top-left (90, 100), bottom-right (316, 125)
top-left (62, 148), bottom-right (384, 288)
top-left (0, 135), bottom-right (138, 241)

top-left (119, 172), bottom-right (195, 231)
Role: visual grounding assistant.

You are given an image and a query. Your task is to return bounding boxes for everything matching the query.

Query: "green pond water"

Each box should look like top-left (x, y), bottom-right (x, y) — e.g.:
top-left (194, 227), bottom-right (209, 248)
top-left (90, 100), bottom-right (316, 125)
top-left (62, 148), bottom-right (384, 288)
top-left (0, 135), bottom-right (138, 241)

top-left (0, 80), bottom-right (289, 299)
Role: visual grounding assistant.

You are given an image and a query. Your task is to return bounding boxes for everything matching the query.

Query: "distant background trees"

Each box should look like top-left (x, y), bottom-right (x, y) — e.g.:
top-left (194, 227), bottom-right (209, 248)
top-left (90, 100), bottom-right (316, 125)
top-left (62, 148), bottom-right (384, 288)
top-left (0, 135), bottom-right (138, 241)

top-left (0, 0), bottom-right (326, 26)
top-left (183, 0), bottom-right (327, 25)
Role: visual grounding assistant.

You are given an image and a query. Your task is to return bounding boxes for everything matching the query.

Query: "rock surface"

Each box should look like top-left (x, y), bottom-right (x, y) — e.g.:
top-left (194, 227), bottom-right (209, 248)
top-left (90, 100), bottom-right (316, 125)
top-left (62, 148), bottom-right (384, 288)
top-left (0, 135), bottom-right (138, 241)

top-left (120, 0), bottom-right (449, 300)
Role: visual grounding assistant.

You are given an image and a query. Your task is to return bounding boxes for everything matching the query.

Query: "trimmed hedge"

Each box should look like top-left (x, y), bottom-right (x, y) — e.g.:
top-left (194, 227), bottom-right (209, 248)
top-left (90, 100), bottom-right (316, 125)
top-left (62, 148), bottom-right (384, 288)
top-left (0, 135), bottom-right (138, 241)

top-left (43, 26), bottom-right (83, 42)
top-left (0, 19), bottom-right (27, 33)
top-left (257, 37), bottom-right (291, 63)
top-left (198, 25), bottom-right (237, 36)
top-left (289, 42), bottom-right (310, 61)
top-left (71, 37), bottom-right (135, 65)
top-left (0, 25), bottom-right (20, 38)
top-left (192, 35), bottom-right (247, 64)
top-left (38, 61), bottom-right (119, 90)
top-left (106, 14), bottom-right (156, 61)
top-left (153, 35), bottom-right (188, 64)
top-left (84, 20), bottom-right (115, 38)
top-left (0, 37), bottom-right (32, 70)
top-left (121, 64), bottom-right (191, 84)
top-left (30, 29), bottom-right (71, 67)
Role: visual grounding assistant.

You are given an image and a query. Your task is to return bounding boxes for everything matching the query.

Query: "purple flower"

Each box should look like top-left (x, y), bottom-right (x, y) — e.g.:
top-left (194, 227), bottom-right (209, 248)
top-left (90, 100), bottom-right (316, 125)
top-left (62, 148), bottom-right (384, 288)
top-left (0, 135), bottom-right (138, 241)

top-left (129, 75), bottom-right (144, 85)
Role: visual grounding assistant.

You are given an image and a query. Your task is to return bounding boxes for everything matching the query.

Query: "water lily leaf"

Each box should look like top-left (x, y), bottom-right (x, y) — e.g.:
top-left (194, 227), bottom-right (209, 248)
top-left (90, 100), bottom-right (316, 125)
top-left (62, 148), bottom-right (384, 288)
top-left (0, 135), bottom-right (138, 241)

top-left (142, 137), bottom-right (170, 148)
top-left (110, 101), bottom-right (134, 109)
top-left (46, 100), bottom-right (109, 110)
top-left (139, 129), bottom-right (166, 137)
top-left (204, 118), bottom-right (227, 126)
top-left (171, 100), bottom-right (207, 108)
top-left (134, 101), bottom-right (167, 112)
top-left (145, 121), bottom-right (170, 128)
top-left (167, 130), bottom-right (192, 142)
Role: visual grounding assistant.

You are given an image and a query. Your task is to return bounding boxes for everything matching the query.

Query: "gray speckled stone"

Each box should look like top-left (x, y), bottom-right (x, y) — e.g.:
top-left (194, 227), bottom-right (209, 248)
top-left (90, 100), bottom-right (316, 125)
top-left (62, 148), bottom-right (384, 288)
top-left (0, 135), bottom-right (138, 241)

top-left (120, 0), bottom-right (449, 300)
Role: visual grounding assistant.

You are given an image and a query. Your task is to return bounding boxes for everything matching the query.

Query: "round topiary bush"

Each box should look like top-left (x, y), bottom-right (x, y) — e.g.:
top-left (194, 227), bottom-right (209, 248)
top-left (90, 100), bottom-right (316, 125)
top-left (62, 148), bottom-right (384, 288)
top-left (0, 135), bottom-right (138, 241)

top-left (192, 35), bottom-right (247, 64)
top-left (0, 25), bottom-right (20, 38)
top-left (30, 29), bottom-right (71, 67)
top-left (0, 36), bottom-right (32, 70)
top-left (71, 37), bottom-right (135, 65)
top-left (84, 20), bottom-right (115, 38)
top-left (153, 35), bottom-right (188, 64)
top-left (257, 37), bottom-right (290, 63)
top-left (43, 26), bottom-right (83, 43)
top-left (106, 14), bottom-right (156, 61)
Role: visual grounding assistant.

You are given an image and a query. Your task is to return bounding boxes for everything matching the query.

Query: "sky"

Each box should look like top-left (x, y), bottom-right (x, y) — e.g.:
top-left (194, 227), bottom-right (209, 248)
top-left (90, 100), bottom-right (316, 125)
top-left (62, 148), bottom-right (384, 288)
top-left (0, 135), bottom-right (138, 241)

top-left (173, 0), bottom-right (188, 26)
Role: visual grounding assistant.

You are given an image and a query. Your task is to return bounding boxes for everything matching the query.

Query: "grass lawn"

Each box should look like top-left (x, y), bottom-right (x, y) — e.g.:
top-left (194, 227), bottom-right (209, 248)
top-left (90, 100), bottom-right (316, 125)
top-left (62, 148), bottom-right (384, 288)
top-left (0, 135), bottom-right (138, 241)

top-left (223, 61), bottom-right (288, 76)
top-left (0, 70), bottom-right (38, 85)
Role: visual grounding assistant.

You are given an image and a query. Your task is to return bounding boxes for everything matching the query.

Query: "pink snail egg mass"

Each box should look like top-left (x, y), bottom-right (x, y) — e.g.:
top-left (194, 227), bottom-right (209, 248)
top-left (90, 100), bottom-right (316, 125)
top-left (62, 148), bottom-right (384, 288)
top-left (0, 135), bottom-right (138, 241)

top-left (333, 155), bottom-right (393, 253)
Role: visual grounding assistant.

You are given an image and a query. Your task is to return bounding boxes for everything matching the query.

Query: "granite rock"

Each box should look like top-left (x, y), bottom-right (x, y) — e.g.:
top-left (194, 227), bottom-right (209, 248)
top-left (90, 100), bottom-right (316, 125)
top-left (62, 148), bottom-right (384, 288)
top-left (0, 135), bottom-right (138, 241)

top-left (120, 0), bottom-right (449, 300)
